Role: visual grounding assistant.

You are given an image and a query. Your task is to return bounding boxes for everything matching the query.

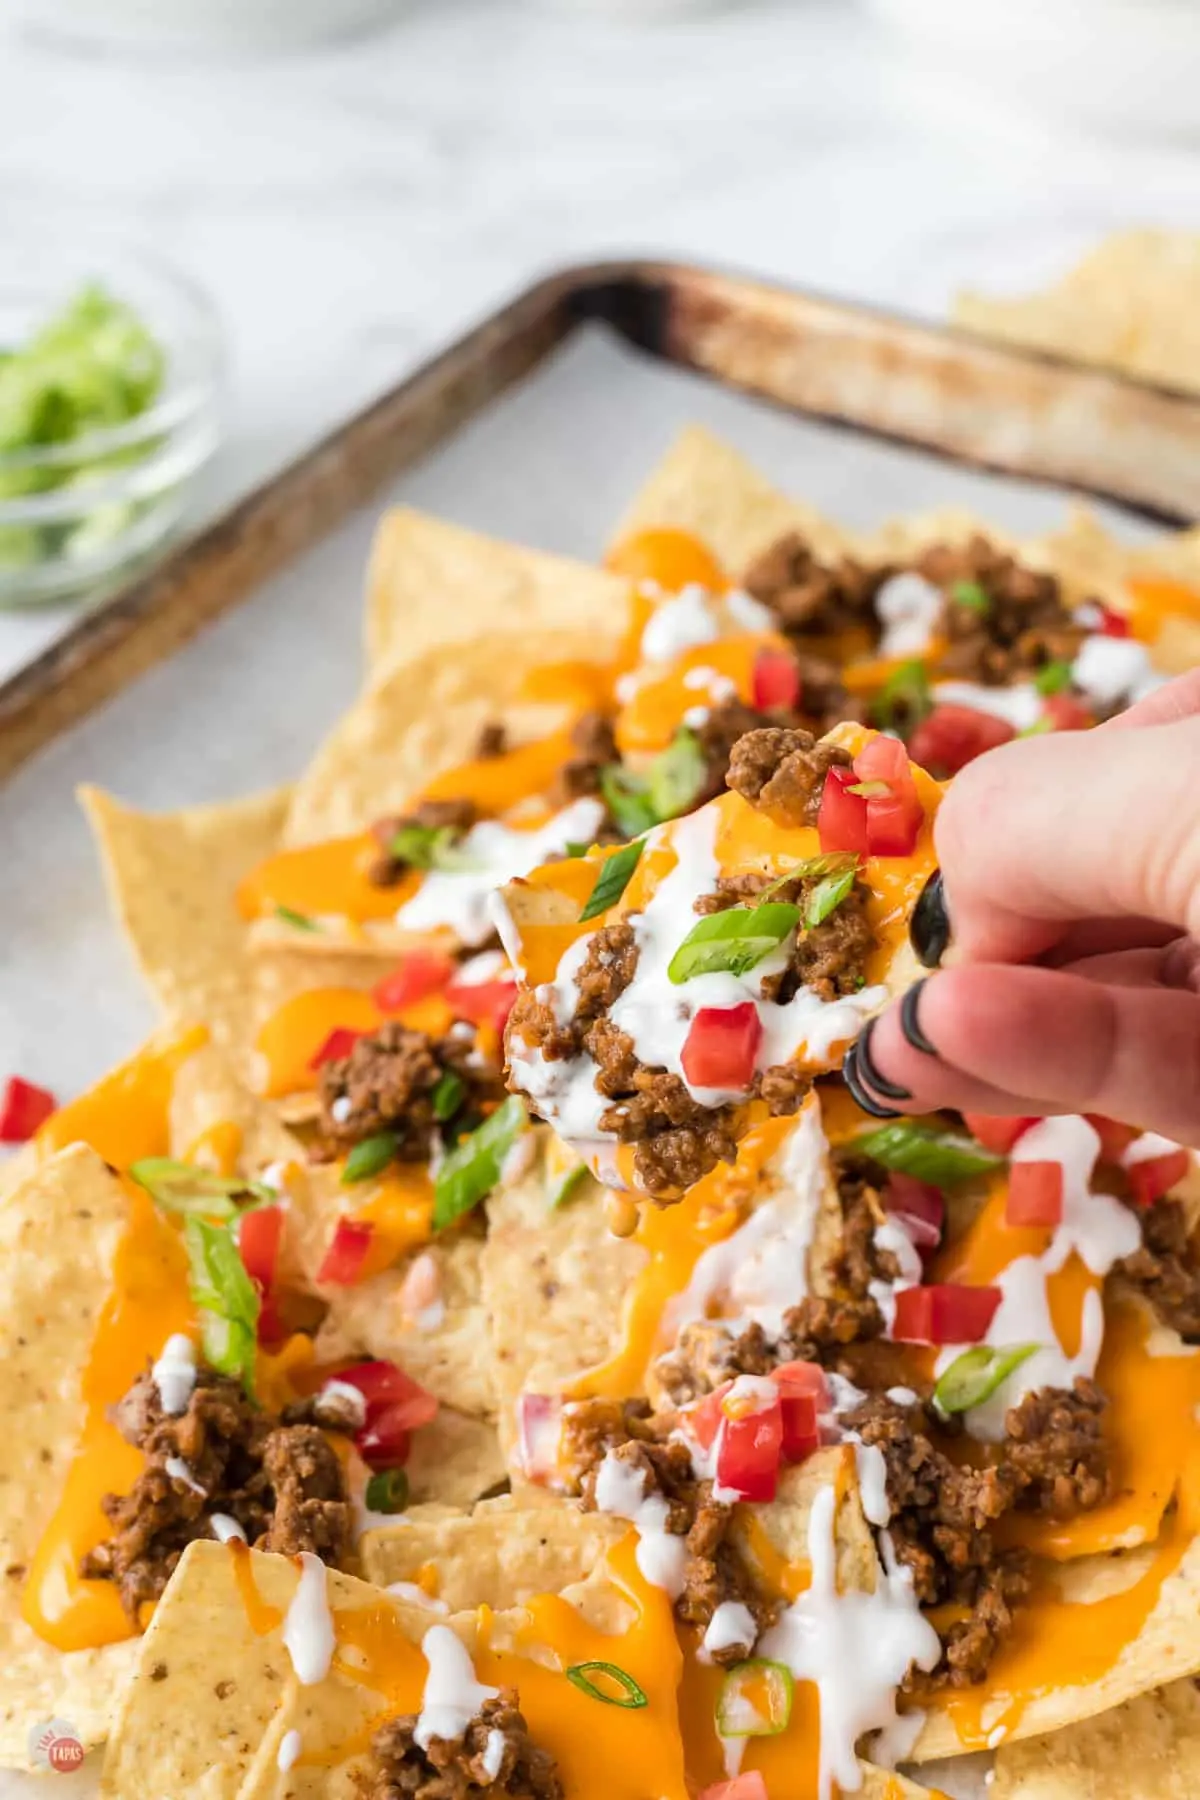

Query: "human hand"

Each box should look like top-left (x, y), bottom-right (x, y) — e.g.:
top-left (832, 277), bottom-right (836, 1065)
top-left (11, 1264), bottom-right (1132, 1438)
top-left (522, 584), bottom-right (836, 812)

top-left (848, 670), bottom-right (1200, 1145)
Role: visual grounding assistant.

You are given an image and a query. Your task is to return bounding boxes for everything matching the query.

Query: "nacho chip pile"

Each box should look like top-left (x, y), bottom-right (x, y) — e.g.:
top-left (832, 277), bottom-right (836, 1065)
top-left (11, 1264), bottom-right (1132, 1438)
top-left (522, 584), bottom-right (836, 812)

top-left (7, 426), bottom-right (1200, 1800)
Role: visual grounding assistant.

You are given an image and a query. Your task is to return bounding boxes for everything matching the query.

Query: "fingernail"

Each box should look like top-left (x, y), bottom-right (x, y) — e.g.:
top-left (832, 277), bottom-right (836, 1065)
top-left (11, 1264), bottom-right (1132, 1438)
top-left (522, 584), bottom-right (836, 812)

top-left (910, 868), bottom-right (950, 969)
top-left (855, 1017), bottom-right (913, 1101)
top-left (843, 1042), bottom-right (903, 1118)
top-left (1161, 937), bottom-right (1200, 992)
top-left (899, 980), bottom-right (938, 1056)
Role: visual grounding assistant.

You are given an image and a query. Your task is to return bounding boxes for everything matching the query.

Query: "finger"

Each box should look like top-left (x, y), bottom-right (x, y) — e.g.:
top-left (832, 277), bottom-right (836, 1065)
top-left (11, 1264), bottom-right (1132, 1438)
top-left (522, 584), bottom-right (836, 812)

top-left (1040, 917), bottom-right (1181, 965)
top-left (1050, 946), bottom-right (1178, 988)
top-left (862, 965), bottom-right (1200, 1145)
top-left (934, 715), bottom-right (1200, 963)
top-left (1100, 665), bottom-right (1200, 730)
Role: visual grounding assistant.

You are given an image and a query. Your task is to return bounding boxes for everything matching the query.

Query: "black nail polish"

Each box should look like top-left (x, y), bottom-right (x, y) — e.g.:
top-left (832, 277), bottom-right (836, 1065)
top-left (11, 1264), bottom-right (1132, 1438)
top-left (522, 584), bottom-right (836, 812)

top-left (843, 1043), bottom-right (903, 1118)
top-left (899, 980), bottom-right (938, 1057)
top-left (910, 868), bottom-right (950, 969)
top-left (855, 1017), bottom-right (913, 1101)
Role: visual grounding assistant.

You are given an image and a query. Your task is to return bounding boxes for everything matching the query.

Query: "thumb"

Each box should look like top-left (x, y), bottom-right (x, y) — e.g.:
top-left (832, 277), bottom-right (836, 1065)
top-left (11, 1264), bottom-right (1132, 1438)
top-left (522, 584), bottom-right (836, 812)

top-left (934, 710), bottom-right (1200, 964)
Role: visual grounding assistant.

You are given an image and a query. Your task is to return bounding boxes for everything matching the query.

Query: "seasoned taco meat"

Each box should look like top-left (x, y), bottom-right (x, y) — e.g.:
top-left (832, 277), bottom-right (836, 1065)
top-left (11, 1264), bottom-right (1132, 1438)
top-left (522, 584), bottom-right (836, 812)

top-left (317, 1020), bottom-right (503, 1162)
top-left (370, 797), bottom-right (479, 886)
top-left (474, 721), bottom-right (508, 760)
top-left (725, 726), bottom-right (852, 829)
top-left (81, 1365), bottom-right (353, 1621)
top-left (742, 532), bottom-right (888, 640)
top-left (368, 1693), bottom-right (563, 1800)
top-left (554, 710), bottom-right (619, 806)
top-left (695, 867), bottom-right (875, 1005)
top-left (1115, 1196), bottom-right (1200, 1343)
top-left (914, 536), bottom-right (1085, 687)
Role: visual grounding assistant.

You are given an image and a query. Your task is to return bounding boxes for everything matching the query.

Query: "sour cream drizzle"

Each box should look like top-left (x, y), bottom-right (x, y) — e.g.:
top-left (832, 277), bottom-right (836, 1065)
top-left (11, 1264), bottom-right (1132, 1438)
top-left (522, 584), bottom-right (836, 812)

top-left (282, 1552), bottom-right (336, 1686)
top-left (414, 1625), bottom-right (498, 1751)
top-left (151, 1333), bottom-right (196, 1416)
top-left (592, 1449), bottom-right (688, 1598)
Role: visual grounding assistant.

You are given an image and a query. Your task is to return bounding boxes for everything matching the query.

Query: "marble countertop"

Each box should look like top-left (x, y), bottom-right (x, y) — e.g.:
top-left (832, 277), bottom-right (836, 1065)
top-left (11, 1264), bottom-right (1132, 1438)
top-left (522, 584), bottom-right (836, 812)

top-left (2, 0), bottom-right (1200, 678)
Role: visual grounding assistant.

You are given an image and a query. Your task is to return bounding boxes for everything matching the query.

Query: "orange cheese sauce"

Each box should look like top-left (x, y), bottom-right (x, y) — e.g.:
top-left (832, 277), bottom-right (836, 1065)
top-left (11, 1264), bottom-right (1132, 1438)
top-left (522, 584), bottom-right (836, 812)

top-left (605, 526), bottom-right (730, 597)
top-left (1126, 575), bottom-right (1200, 640)
top-left (615, 634), bottom-right (783, 757)
top-left (254, 986), bottom-right (455, 1099)
top-left (33, 1026), bottom-right (207, 1172)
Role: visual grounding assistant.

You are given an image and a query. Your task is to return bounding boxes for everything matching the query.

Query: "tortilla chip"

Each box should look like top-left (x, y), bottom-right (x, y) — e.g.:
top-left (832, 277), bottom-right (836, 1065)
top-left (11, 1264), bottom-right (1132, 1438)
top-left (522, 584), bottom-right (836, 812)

top-left (735, 1447), bottom-right (882, 1595)
top-left (1039, 508), bottom-right (1200, 675)
top-left (0, 1146), bottom-right (139, 1768)
top-left (612, 423), bottom-right (850, 572)
top-left (991, 1676), bottom-right (1200, 1799)
top-left (361, 1496), bottom-right (624, 1604)
top-left (397, 1409), bottom-right (507, 1510)
top-left (954, 230), bottom-right (1200, 396)
top-left (364, 508), bottom-right (629, 681)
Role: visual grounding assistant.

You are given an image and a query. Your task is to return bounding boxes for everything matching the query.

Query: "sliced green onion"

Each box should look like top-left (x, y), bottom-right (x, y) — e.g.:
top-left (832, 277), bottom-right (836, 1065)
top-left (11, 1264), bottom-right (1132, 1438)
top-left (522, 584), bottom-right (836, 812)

top-left (342, 1132), bottom-right (400, 1184)
top-left (934, 1344), bottom-right (1039, 1416)
top-left (579, 839), bottom-right (645, 922)
top-left (563, 840), bottom-right (591, 858)
top-left (365, 1468), bottom-right (410, 1514)
top-left (599, 765), bottom-right (658, 838)
top-left (1034, 659), bottom-right (1074, 696)
top-left (668, 902), bottom-right (799, 984)
top-left (1018, 716), bottom-right (1054, 738)
top-left (183, 1217), bottom-right (259, 1393)
top-left (547, 1161), bottom-right (591, 1210)
top-left (951, 579), bottom-right (990, 615)
top-left (873, 658), bottom-right (932, 734)
top-left (755, 852), bottom-right (858, 905)
top-left (129, 1157), bottom-right (271, 1219)
top-left (647, 726), bottom-right (706, 821)
top-left (565, 1661), bottom-right (647, 1708)
top-left (433, 1095), bottom-right (527, 1231)
top-left (275, 904), bottom-right (319, 933)
top-left (853, 1120), bottom-right (1004, 1185)
top-left (847, 779), bottom-right (891, 799)
top-left (716, 1659), bottom-right (794, 1738)
top-left (804, 866), bottom-right (857, 928)
top-left (387, 823), bottom-right (480, 873)
top-left (431, 1071), bottom-right (465, 1123)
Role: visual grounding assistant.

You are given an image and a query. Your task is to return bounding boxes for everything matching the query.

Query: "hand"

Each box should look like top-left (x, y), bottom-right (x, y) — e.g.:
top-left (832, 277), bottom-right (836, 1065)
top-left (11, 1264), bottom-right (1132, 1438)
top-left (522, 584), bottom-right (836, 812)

top-left (853, 670), bottom-right (1200, 1145)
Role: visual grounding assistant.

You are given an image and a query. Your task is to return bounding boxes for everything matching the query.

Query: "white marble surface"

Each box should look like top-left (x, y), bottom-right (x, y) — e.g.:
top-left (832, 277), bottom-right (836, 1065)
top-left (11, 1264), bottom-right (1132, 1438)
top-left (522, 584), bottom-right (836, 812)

top-left (2, 0), bottom-right (1200, 677)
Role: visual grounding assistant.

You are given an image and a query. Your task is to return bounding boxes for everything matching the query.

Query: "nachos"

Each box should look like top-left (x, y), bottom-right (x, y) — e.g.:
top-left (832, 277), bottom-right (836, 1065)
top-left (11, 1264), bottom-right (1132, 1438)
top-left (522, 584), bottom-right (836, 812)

top-left (4, 426), bottom-right (1200, 1800)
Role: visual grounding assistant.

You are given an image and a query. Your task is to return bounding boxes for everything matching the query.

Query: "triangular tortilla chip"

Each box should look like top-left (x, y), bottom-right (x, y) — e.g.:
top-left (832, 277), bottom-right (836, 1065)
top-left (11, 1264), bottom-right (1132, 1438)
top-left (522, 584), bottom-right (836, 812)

top-left (361, 1495), bottom-right (625, 1604)
top-left (992, 1675), bottom-right (1200, 1799)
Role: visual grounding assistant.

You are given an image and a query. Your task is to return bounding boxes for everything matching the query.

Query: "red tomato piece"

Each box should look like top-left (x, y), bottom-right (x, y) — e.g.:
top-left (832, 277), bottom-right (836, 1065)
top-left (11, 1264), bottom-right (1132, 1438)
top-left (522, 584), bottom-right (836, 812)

top-left (238, 1204), bottom-right (284, 1292)
top-left (336, 1359), bottom-right (440, 1427)
top-left (256, 1293), bottom-right (287, 1346)
top-left (1043, 693), bottom-right (1093, 732)
top-left (751, 649), bottom-right (800, 711)
top-left (771, 1360), bottom-right (829, 1402)
top-left (884, 1173), bottom-right (945, 1250)
top-left (1006, 1161), bottom-right (1064, 1228)
top-left (516, 1392), bottom-right (564, 1484)
top-left (372, 949), bottom-right (455, 1014)
top-left (307, 1026), bottom-right (362, 1070)
top-left (892, 1283), bottom-right (1002, 1345)
top-left (356, 1408), bottom-right (413, 1471)
top-left (1096, 603), bottom-right (1131, 638)
top-left (697, 1774), bottom-right (769, 1800)
top-left (1086, 1114), bottom-right (1139, 1161)
top-left (908, 704), bottom-right (1016, 778)
top-left (686, 1381), bottom-right (733, 1452)
top-left (681, 1003), bottom-right (762, 1091)
top-left (853, 736), bottom-right (925, 857)
top-left (0, 1075), bottom-right (57, 1143)
top-left (1128, 1148), bottom-right (1191, 1207)
top-left (817, 766), bottom-right (869, 855)
top-left (962, 1112), bottom-right (1035, 1155)
top-left (445, 973), bottom-right (518, 1038)
top-left (316, 1219), bottom-right (375, 1286)
top-left (772, 1362), bottom-right (829, 1463)
top-left (715, 1397), bottom-right (783, 1502)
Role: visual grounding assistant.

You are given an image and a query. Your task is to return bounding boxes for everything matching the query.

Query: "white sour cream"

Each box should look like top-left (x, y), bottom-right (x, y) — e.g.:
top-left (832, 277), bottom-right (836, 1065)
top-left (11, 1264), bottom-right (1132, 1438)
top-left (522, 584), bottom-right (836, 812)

top-left (151, 1334), bottom-right (197, 1417)
top-left (209, 1513), bottom-right (247, 1544)
top-left (593, 1449), bottom-right (688, 1597)
top-left (1072, 634), bottom-right (1165, 708)
top-left (282, 1552), bottom-right (336, 1686)
top-left (414, 1625), bottom-right (498, 1751)
top-left (933, 679), bottom-right (1043, 733)
top-left (875, 573), bottom-right (944, 660)
top-left (277, 1729), bottom-right (302, 1773)
top-left (164, 1456), bottom-right (206, 1496)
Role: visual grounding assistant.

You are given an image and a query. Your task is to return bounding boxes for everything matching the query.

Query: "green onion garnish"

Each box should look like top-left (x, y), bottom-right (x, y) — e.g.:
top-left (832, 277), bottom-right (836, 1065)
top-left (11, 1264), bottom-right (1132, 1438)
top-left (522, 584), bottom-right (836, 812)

top-left (341, 1132), bottom-right (400, 1184)
top-left (934, 1344), bottom-right (1038, 1416)
top-left (433, 1095), bottom-right (527, 1231)
top-left (599, 766), bottom-right (659, 838)
top-left (668, 903), bottom-right (799, 984)
top-left (387, 823), bottom-right (480, 873)
top-left (565, 1661), bottom-right (648, 1708)
top-left (129, 1157), bottom-right (272, 1219)
top-left (275, 904), bottom-right (320, 932)
top-left (754, 852), bottom-right (858, 905)
top-left (716, 1659), bottom-right (795, 1738)
top-left (873, 658), bottom-right (932, 734)
top-left (853, 1120), bottom-right (1004, 1185)
top-left (1034, 659), bottom-right (1074, 696)
top-left (579, 839), bottom-right (645, 922)
top-left (951, 579), bottom-right (990, 615)
top-left (183, 1217), bottom-right (259, 1394)
top-left (431, 1071), bottom-right (465, 1123)
top-left (804, 866), bottom-right (858, 928)
top-left (547, 1161), bottom-right (591, 1210)
top-left (365, 1468), bottom-right (410, 1514)
top-left (646, 726), bottom-right (706, 821)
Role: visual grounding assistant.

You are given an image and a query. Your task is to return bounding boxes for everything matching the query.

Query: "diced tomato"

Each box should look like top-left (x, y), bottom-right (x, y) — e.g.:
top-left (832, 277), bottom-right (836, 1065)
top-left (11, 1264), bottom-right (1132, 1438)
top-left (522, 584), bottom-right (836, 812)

top-left (1096, 603), bottom-right (1131, 638)
top-left (715, 1397), bottom-right (783, 1502)
top-left (908, 704), bottom-right (1016, 778)
top-left (316, 1219), bottom-right (375, 1285)
top-left (307, 1026), bottom-right (362, 1070)
top-left (681, 1003), bottom-right (762, 1091)
top-left (335, 1359), bottom-right (440, 1427)
top-left (256, 1293), bottom-right (287, 1346)
top-left (853, 735), bottom-right (925, 857)
top-left (817, 766), bottom-right (869, 855)
top-left (772, 1364), bottom-right (827, 1463)
top-left (372, 949), bottom-right (455, 1015)
top-left (356, 1408), bottom-right (413, 1471)
top-left (884, 1173), bottom-right (945, 1251)
top-left (516, 1392), bottom-right (564, 1484)
top-left (892, 1283), bottom-right (1002, 1345)
top-left (1085, 1114), bottom-right (1139, 1162)
top-left (1006, 1161), bottom-right (1064, 1228)
top-left (1128, 1148), bottom-right (1191, 1207)
top-left (238, 1204), bottom-right (284, 1292)
top-left (687, 1381), bottom-right (733, 1453)
top-left (697, 1773), bottom-right (769, 1800)
top-left (962, 1112), bottom-right (1035, 1155)
top-left (445, 972), bottom-right (518, 1039)
top-left (751, 649), bottom-right (800, 711)
top-left (0, 1075), bottom-right (57, 1143)
top-left (1043, 693), bottom-right (1093, 732)
top-left (771, 1360), bottom-right (828, 1403)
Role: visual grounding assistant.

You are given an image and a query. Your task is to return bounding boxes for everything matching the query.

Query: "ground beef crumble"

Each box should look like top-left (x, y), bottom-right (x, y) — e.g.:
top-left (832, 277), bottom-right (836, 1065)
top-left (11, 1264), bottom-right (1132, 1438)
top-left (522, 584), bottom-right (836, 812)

top-left (366, 1693), bottom-right (562, 1800)
top-left (914, 536), bottom-right (1086, 687)
top-left (726, 726), bottom-right (851, 830)
top-left (81, 1365), bottom-right (353, 1622)
top-left (317, 1019), bottom-right (504, 1162)
top-left (1115, 1197), bottom-right (1200, 1342)
top-left (554, 710), bottom-right (619, 807)
top-left (695, 867), bottom-right (875, 1004)
top-left (742, 533), bottom-right (890, 642)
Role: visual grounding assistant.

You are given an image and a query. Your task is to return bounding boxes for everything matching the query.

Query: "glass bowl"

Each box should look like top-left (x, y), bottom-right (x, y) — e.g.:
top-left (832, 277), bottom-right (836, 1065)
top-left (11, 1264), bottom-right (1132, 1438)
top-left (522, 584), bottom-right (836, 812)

top-left (0, 232), bottom-right (224, 607)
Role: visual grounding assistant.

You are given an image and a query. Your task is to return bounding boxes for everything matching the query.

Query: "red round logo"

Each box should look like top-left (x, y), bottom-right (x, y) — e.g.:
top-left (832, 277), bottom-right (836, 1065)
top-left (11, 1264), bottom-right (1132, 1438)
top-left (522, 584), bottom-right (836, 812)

top-left (47, 1735), bottom-right (84, 1772)
top-left (28, 1718), bottom-right (85, 1774)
